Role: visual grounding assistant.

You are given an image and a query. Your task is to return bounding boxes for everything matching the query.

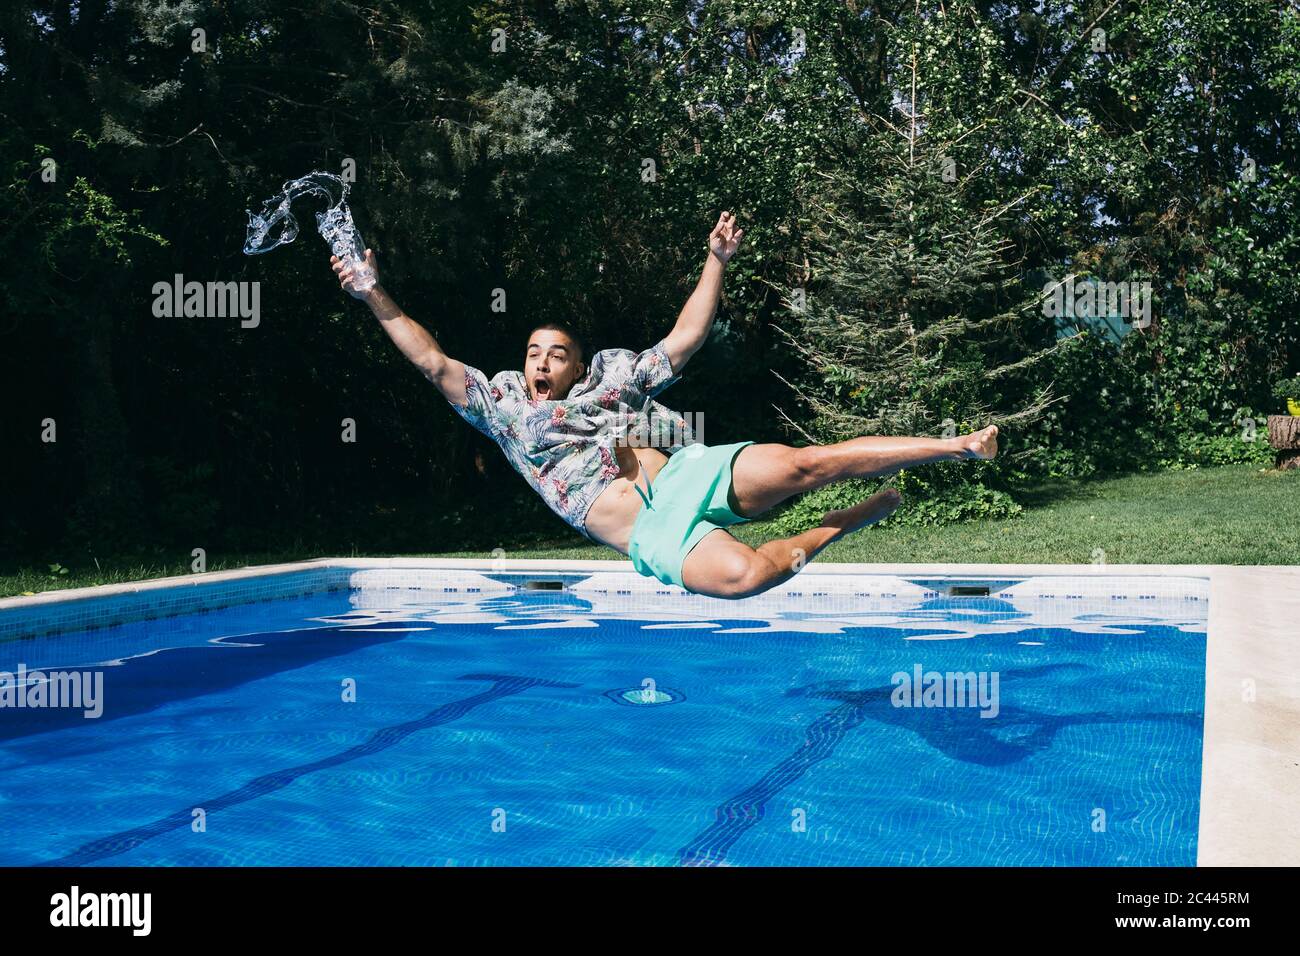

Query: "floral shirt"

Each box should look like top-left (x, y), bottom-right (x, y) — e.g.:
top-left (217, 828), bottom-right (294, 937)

top-left (449, 339), bottom-right (694, 537)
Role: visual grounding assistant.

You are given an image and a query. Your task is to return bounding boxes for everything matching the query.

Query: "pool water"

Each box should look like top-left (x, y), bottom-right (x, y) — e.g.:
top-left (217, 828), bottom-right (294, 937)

top-left (0, 585), bottom-right (1207, 866)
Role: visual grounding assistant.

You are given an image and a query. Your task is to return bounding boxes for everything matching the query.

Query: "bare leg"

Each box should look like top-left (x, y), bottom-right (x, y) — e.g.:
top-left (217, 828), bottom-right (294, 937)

top-left (730, 426), bottom-right (999, 518)
top-left (680, 488), bottom-right (903, 599)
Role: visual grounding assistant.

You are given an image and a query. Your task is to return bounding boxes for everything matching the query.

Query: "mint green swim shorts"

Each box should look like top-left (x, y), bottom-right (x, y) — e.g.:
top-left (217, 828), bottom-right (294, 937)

top-left (627, 441), bottom-right (755, 589)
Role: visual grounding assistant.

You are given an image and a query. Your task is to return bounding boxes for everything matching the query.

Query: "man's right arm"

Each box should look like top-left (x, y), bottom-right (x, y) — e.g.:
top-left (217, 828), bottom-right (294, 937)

top-left (363, 283), bottom-right (468, 406)
top-left (333, 251), bottom-right (467, 406)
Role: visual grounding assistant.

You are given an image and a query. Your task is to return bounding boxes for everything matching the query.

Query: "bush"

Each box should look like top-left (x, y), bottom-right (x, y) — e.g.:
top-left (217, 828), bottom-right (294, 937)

top-left (764, 467), bottom-right (1022, 537)
top-left (1158, 429), bottom-right (1275, 470)
top-left (1274, 375), bottom-right (1300, 412)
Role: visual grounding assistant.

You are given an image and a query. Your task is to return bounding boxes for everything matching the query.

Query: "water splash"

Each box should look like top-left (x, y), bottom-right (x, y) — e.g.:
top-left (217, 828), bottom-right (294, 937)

top-left (243, 172), bottom-right (375, 291)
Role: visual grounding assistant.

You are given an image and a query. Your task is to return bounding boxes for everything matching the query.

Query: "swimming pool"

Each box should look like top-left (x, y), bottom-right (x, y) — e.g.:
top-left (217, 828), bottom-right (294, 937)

top-left (0, 567), bottom-right (1208, 866)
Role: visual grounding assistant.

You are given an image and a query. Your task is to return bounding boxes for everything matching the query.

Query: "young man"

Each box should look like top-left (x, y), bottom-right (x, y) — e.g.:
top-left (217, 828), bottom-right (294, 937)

top-left (333, 211), bottom-right (998, 598)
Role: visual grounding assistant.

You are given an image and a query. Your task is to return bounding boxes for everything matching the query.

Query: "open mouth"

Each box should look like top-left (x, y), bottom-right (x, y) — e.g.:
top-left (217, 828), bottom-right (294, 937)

top-left (533, 377), bottom-right (552, 400)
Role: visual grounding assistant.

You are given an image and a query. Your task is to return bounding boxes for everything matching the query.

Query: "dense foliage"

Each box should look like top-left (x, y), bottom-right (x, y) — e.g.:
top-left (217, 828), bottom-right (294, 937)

top-left (2, 1), bottom-right (1296, 566)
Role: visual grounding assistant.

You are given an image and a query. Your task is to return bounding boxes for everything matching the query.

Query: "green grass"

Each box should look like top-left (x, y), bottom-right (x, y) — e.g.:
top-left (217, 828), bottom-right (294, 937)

top-left (4, 464), bottom-right (1297, 599)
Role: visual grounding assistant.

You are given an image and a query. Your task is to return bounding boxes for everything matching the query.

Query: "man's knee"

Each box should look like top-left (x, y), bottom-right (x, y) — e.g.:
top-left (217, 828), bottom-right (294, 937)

top-left (790, 445), bottom-right (830, 485)
top-left (710, 551), bottom-right (777, 599)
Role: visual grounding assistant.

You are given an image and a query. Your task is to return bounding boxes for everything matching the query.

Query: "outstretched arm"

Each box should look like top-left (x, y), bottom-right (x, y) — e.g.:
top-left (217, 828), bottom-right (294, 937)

top-left (333, 250), bottom-right (468, 405)
top-left (661, 211), bottom-right (745, 373)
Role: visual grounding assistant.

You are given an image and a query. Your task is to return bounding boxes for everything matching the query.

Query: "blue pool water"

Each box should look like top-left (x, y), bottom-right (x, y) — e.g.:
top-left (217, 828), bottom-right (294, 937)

top-left (0, 585), bottom-right (1207, 866)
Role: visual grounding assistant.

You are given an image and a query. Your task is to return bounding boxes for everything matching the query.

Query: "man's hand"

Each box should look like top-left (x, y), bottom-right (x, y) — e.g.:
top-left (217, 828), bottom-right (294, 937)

top-left (331, 249), bottom-right (380, 300)
top-left (708, 211), bottom-right (745, 264)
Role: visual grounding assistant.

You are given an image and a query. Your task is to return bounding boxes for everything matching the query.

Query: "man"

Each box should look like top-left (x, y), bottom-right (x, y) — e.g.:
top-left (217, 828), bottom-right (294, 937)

top-left (333, 211), bottom-right (998, 598)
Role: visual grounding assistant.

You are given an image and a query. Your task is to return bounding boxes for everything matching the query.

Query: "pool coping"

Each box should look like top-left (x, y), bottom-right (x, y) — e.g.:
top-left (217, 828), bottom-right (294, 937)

top-left (2, 557), bottom-right (1297, 867)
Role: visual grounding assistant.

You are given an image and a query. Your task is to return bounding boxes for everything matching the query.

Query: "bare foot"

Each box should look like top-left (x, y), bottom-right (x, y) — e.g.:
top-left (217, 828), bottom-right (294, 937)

top-left (821, 487), bottom-right (902, 537)
top-left (957, 425), bottom-right (999, 460)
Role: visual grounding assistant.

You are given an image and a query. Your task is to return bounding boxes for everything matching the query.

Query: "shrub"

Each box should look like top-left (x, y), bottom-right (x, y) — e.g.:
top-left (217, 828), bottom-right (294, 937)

top-left (764, 466), bottom-right (1022, 538)
top-left (1273, 375), bottom-right (1300, 412)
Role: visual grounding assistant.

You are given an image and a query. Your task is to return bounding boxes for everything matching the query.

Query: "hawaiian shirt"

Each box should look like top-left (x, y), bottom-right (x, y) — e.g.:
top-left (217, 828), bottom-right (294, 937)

top-left (449, 339), bottom-right (695, 537)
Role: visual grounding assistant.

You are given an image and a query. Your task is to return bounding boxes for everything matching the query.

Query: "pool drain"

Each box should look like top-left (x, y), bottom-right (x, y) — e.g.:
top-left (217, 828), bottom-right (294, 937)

top-left (604, 685), bottom-right (684, 707)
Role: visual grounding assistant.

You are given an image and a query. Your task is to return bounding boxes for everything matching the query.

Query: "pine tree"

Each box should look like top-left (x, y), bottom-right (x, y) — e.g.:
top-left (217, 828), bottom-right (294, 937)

top-left (775, 159), bottom-right (1057, 446)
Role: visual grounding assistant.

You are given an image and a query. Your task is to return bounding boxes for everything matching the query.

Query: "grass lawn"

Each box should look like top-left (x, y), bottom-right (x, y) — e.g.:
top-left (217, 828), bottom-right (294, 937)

top-left (4, 464), bottom-right (1297, 599)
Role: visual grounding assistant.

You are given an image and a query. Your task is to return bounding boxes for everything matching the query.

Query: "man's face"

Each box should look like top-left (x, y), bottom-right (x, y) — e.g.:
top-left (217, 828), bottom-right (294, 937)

top-left (524, 329), bottom-right (585, 401)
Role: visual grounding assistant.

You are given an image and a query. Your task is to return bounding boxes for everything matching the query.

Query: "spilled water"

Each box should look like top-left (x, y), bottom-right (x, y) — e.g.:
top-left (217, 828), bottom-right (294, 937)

top-left (244, 172), bottom-right (375, 291)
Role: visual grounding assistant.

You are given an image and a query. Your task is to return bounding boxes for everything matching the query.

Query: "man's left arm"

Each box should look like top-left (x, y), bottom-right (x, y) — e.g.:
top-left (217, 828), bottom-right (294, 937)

top-left (661, 211), bottom-right (745, 373)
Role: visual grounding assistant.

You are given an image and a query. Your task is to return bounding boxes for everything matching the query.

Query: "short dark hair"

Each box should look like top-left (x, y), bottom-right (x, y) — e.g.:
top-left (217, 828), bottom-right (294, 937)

top-left (527, 322), bottom-right (586, 364)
